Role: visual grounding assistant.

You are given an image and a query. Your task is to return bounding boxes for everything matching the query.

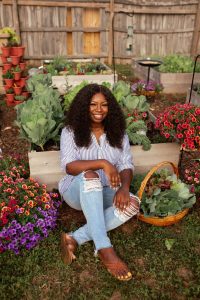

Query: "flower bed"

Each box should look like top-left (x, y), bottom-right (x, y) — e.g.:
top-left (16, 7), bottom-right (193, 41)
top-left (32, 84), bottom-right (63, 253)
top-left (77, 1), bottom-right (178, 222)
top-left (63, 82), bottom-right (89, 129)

top-left (155, 103), bottom-right (200, 151)
top-left (0, 155), bottom-right (61, 254)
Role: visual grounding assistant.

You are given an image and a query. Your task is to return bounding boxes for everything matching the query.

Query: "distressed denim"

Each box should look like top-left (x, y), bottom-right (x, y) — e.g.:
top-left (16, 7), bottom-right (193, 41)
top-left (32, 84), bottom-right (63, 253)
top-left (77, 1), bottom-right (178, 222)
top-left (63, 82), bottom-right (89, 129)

top-left (62, 172), bottom-right (139, 251)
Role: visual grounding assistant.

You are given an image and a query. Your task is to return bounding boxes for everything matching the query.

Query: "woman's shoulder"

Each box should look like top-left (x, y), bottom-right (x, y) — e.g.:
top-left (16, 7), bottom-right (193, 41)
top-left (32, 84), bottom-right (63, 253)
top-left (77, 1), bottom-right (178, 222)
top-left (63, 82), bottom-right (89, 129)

top-left (61, 126), bottom-right (74, 138)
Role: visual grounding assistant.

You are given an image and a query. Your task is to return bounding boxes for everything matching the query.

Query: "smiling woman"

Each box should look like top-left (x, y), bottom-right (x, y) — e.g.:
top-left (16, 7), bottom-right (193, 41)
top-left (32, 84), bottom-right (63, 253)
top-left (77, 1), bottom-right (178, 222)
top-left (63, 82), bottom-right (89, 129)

top-left (59, 83), bottom-right (140, 281)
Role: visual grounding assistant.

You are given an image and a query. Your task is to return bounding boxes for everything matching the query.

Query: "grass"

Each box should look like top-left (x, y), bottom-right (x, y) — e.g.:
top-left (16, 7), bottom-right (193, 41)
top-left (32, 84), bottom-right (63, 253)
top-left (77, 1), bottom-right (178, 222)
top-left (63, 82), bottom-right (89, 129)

top-left (1, 204), bottom-right (200, 300)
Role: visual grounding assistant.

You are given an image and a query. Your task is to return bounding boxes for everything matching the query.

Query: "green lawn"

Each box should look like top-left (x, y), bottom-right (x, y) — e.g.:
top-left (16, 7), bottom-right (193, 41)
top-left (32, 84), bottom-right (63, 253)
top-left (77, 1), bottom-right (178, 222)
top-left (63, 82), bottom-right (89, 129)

top-left (1, 203), bottom-right (200, 300)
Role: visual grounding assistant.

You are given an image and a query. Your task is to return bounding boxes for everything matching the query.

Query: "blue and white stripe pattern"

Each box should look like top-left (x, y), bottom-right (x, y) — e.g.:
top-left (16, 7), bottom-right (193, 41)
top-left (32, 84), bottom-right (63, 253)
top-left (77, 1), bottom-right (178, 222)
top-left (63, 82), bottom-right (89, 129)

top-left (58, 127), bottom-right (134, 195)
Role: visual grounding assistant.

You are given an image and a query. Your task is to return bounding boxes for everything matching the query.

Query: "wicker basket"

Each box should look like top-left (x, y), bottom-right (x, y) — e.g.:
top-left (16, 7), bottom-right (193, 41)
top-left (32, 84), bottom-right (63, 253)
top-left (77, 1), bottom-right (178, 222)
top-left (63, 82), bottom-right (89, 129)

top-left (137, 161), bottom-right (189, 226)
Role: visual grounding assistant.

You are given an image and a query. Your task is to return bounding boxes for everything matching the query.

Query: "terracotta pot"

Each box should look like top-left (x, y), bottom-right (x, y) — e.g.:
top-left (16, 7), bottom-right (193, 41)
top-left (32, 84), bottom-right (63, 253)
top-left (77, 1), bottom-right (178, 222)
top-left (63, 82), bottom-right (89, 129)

top-left (13, 100), bottom-right (24, 106)
top-left (6, 93), bottom-right (15, 102)
top-left (10, 46), bottom-right (25, 57)
top-left (13, 71), bottom-right (22, 81)
top-left (2, 69), bottom-right (7, 75)
top-left (1, 55), bottom-right (7, 64)
top-left (22, 91), bottom-right (30, 99)
top-left (3, 63), bottom-right (12, 71)
top-left (19, 62), bottom-right (26, 70)
top-left (13, 86), bottom-right (22, 95)
top-left (10, 56), bottom-right (21, 65)
top-left (4, 78), bottom-right (14, 88)
top-left (3, 85), bottom-right (10, 92)
top-left (19, 77), bottom-right (26, 88)
top-left (1, 46), bottom-right (11, 57)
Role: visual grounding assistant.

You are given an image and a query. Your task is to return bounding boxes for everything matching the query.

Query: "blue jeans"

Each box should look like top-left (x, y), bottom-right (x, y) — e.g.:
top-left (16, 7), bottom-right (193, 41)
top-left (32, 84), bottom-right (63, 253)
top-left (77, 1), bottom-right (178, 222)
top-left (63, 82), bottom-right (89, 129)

top-left (62, 172), bottom-right (138, 251)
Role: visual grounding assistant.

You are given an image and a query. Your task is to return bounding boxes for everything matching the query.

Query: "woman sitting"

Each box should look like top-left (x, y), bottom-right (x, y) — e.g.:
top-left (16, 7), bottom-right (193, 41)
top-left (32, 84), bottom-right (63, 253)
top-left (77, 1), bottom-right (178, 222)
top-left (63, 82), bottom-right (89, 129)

top-left (59, 83), bottom-right (140, 281)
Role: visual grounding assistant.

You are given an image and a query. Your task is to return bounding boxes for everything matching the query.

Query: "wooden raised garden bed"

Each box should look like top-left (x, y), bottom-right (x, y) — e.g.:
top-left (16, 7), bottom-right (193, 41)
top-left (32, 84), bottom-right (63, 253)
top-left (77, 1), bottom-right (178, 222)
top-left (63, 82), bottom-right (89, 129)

top-left (51, 60), bottom-right (117, 94)
top-left (28, 143), bottom-right (180, 190)
top-left (133, 61), bottom-right (200, 94)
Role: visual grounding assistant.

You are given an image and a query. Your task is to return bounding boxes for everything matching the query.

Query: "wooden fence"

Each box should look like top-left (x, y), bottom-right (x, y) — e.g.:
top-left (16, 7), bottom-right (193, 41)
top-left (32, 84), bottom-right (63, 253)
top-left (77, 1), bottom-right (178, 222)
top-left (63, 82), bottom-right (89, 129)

top-left (0, 0), bottom-right (200, 64)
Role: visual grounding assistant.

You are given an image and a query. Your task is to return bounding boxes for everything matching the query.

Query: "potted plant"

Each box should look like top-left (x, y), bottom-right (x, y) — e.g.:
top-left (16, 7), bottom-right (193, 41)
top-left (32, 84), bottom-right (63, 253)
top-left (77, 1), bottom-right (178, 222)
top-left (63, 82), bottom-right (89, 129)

top-left (13, 83), bottom-right (22, 95)
top-left (19, 61), bottom-right (26, 71)
top-left (3, 62), bottom-right (12, 71)
top-left (131, 80), bottom-right (164, 101)
top-left (12, 65), bottom-right (22, 80)
top-left (10, 55), bottom-right (21, 65)
top-left (0, 55), bottom-right (7, 64)
top-left (14, 95), bottom-right (26, 105)
top-left (136, 162), bottom-right (196, 226)
top-left (2, 70), bottom-right (14, 87)
top-left (155, 103), bottom-right (200, 151)
top-left (5, 87), bottom-right (14, 105)
top-left (0, 27), bottom-right (20, 56)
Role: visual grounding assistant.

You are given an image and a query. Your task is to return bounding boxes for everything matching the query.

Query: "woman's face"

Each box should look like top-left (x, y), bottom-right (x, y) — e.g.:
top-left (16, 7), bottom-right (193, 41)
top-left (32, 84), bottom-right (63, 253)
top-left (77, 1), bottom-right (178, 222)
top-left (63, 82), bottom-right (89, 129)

top-left (89, 93), bottom-right (108, 125)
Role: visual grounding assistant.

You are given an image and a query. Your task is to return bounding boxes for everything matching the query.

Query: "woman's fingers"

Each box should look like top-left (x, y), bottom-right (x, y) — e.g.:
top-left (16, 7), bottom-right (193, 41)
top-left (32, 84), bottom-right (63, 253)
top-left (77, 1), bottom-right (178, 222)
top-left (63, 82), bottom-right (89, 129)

top-left (110, 174), bottom-right (121, 188)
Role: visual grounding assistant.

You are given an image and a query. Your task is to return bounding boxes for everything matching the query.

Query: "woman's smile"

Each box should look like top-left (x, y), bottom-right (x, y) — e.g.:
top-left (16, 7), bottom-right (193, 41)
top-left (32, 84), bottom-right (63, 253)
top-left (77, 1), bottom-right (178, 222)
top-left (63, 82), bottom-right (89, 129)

top-left (90, 93), bottom-right (108, 124)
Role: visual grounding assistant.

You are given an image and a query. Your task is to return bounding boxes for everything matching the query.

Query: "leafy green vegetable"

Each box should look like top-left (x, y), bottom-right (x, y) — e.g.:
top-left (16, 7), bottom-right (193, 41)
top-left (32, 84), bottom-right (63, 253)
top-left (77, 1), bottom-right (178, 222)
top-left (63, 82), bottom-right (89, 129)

top-left (158, 54), bottom-right (200, 73)
top-left (15, 85), bottom-right (64, 150)
top-left (140, 171), bottom-right (196, 217)
top-left (63, 81), bottom-right (89, 110)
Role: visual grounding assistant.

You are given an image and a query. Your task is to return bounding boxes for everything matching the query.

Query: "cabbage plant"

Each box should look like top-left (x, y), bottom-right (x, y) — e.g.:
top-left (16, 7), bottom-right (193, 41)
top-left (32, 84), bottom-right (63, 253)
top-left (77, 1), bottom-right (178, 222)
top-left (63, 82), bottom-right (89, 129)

top-left (15, 86), bottom-right (64, 151)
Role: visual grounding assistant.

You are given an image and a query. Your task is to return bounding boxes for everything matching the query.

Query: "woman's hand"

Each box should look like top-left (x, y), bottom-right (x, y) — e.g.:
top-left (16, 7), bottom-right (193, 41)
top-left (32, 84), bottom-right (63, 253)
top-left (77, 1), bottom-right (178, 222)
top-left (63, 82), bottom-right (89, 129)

top-left (103, 161), bottom-right (121, 189)
top-left (113, 187), bottom-right (130, 211)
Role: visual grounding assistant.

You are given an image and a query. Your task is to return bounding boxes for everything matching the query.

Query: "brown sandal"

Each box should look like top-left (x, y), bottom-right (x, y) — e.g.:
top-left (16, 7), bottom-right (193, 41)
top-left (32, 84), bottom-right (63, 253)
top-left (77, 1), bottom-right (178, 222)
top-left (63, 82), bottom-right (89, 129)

top-left (60, 232), bottom-right (77, 264)
top-left (101, 261), bottom-right (132, 281)
top-left (98, 248), bottom-right (132, 281)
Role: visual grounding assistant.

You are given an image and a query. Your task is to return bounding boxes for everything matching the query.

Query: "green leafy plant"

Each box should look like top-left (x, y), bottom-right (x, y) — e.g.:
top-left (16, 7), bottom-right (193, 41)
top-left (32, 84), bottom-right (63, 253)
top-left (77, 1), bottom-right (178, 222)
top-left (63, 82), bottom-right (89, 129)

top-left (63, 80), bottom-right (89, 110)
top-left (26, 73), bottom-right (52, 95)
top-left (140, 169), bottom-right (196, 217)
top-left (14, 95), bottom-right (26, 101)
top-left (12, 65), bottom-right (21, 72)
top-left (15, 85), bottom-right (64, 151)
top-left (3, 70), bottom-right (14, 79)
top-left (6, 88), bottom-right (14, 94)
top-left (126, 118), bottom-right (151, 150)
top-left (158, 54), bottom-right (200, 73)
top-left (0, 27), bottom-right (20, 46)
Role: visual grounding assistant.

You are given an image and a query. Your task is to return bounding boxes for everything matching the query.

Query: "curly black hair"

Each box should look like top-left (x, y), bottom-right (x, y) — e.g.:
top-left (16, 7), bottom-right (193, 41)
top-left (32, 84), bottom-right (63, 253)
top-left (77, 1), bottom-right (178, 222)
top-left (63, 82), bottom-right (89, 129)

top-left (65, 83), bottom-right (126, 149)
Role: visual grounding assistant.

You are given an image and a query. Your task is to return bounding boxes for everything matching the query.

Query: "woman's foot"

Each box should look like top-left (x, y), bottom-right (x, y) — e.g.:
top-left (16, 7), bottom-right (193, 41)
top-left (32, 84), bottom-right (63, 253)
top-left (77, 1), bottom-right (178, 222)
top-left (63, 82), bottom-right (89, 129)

top-left (61, 232), bottom-right (78, 264)
top-left (98, 247), bottom-right (132, 281)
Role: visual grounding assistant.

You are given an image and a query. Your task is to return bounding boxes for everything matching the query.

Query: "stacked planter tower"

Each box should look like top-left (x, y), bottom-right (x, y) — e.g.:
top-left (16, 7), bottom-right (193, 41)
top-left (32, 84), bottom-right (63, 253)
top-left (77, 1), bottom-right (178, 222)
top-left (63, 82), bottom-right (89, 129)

top-left (1, 44), bottom-right (29, 106)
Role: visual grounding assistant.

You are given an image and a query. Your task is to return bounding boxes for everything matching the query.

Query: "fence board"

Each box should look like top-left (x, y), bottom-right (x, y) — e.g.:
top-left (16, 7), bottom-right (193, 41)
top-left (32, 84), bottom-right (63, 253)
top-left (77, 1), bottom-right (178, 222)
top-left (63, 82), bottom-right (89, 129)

top-left (1, 1), bottom-right (200, 63)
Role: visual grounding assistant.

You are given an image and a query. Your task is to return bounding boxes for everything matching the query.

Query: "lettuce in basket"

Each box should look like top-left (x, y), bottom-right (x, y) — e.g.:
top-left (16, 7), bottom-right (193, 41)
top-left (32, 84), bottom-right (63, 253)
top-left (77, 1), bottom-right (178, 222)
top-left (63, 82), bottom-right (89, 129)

top-left (140, 171), bottom-right (196, 217)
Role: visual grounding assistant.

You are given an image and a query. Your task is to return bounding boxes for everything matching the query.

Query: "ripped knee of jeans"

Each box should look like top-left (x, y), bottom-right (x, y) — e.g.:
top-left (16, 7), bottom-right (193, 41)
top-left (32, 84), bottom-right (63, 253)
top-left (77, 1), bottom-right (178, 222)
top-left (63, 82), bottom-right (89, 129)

top-left (82, 171), bottom-right (102, 193)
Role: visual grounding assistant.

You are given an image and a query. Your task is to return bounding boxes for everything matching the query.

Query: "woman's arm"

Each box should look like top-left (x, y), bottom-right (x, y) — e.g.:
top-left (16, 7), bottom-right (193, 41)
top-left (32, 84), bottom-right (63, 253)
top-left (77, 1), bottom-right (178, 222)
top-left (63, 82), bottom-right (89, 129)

top-left (66, 160), bottom-right (121, 188)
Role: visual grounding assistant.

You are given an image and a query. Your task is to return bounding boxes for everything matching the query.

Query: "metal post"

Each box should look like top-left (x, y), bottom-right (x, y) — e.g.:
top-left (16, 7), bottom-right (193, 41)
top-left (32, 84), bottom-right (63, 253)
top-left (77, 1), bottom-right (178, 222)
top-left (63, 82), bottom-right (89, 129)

top-left (188, 54), bottom-right (200, 103)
